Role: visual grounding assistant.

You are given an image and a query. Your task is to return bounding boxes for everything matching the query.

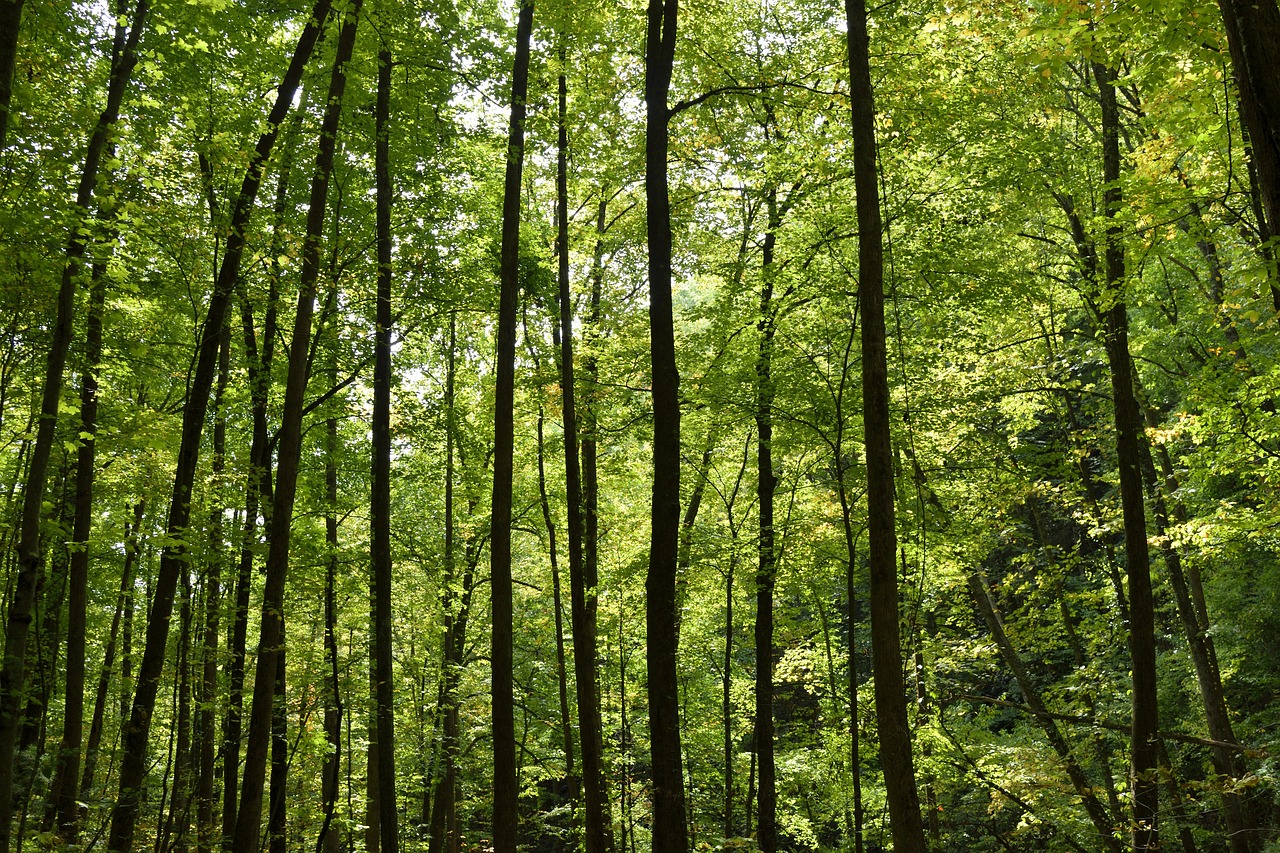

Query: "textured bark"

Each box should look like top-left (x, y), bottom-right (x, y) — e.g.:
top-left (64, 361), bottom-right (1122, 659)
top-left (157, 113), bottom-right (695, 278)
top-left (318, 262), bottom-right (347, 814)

top-left (371, 43), bottom-right (400, 853)
top-left (1218, 0), bottom-right (1280, 238)
top-left (645, 0), bottom-right (689, 845)
top-left (754, 186), bottom-right (780, 853)
top-left (1092, 58), bottom-right (1159, 853)
top-left (231, 3), bottom-right (358, 848)
top-left (45, 227), bottom-right (113, 842)
top-left (490, 2), bottom-right (534, 849)
top-left (844, 0), bottom-right (928, 848)
top-left (0, 0), bottom-right (24, 148)
top-left (556, 53), bottom-right (612, 853)
top-left (0, 6), bottom-right (147, 849)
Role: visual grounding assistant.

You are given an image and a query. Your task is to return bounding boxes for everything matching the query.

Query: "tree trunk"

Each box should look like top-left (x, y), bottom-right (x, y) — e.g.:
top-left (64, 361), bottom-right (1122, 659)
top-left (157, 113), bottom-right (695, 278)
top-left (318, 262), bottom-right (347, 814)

top-left (968, 572), bottom-right (1123, 852)
top-left (1218, 0), bottom-right (1280, 238)
top-left (1091, 57), bottom-right (1159, 853)
top-left (754, 186), bottom-right (780, 853)
top-left (644, 0), bottom-right (689, 845)
top-left (555, 50), bottom-right (613, 853)
top-left (0, 0), bottom-right (26, 148)
top-left (268, 643), bottom-right (287, 853)
top-left (108, 4), bottom-right (331, 847)
top-left (80, 499), bottom-right (143, 806)
top-left (0, 7), bottom-right (148, 847)
top-left (490, 2), bottom-right (534, 849)
top-left (371, 42), bottom-right (400, 853)
top-left (45, 221), bottom-right (113, 842)
top-left (231, 3), bottom-right (359, 848)
top-left (196, 327), bottom-right (230, 853)
top-left (318, 370), bottom-right (343, 853)
top-left (843, 0), bottom-right (928, 849)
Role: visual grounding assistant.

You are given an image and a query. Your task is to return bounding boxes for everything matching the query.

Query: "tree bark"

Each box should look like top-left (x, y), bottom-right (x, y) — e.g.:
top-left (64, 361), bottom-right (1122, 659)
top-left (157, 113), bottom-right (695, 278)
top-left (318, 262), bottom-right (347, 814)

top-left (1218, 0), bottom-right (1280, 239)
top-left (231, 3), bottom-right (359, 848)
top-left (644, 0), bottom-right (689, 845)
top-left (45, 220), bottom-right (114, 842)
top-left (0, 5), bottom-right (147, 848)
top-left (490, 2), bottom-right (534, 849)
top-left (371, 42), bottom-right (400, 853)
top-left (843, 0), bottom-right (928, 848)
top-left (555, 50), bottom-right (612, 853)
top-left (754, 185), bottom-right (780, 853)
top-left (0, 0), bottom-right (25, 148)
top-left (1091, 57), bottom-right (1159, 853)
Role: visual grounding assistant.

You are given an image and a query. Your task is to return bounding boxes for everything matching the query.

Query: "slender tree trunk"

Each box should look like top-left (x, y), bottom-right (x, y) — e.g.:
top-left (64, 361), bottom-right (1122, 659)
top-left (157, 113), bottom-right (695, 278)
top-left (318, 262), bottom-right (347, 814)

top-left (371, 43), bottom-right (399, 853)
top-left (108, 4), bottom-right (331, 848)
top-left (843, 0), bottom-right (927, 848)
top-left (167, 569), bottom-right (195, 853)
top-left (318, 374), bottom-right (342, 853)
top-left (46, 222), bottom-right (114, 842)
top-left (644, 0), bottom-right (688, 844)
top-left (0, 0), bottom-right (26, 148)
top-left (268, 642), bottom-right (287, 853)
top-left (196, 327), bottom-right (230, 853)
top-left (1091, 57), bottom-right (1159, 853)
top-left (232, 4), bottom-right (359, 848)
top-left (491, 2), bottom-right (534, 849)
top-left (554, 52), bottom-right (612, 853)
top-left (968, 572), bottom-right (1122, 852)
top-left (754, 186), bottom-right (779, 853)
top-left (80, 499), bottom-right (143, 805)
top-left (535, 407), bottom-right (575, 776)
top-left (0, 7), bottom-right (148, 847)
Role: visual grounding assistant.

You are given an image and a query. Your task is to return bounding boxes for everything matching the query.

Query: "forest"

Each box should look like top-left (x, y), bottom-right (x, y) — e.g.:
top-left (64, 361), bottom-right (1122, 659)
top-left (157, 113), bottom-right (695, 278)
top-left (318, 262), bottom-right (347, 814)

top-left (1, 0), bottom-right (1279, 850)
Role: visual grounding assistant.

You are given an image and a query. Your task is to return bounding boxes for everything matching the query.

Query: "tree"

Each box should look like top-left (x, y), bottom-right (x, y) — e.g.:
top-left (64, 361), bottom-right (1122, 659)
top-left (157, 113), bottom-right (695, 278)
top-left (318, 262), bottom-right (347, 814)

top-left (843, 0), bottom-right (928, 849)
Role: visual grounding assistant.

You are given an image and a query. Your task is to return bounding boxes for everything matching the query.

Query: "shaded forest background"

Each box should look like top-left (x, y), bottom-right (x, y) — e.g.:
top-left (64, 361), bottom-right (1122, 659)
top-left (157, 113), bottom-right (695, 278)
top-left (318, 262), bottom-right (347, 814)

top-left (0, 0), bottom-right (1278, 851)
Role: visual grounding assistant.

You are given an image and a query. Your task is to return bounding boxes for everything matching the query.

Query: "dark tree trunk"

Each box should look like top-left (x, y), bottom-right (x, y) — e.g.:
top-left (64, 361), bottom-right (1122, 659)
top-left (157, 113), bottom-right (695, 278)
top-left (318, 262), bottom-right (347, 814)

top-left (1218, 0), bottom-right (1280, 238)
top-left (318, 371), bottom-right (343, 853)
top-left (843, 0), bottom-right (928, 849)
top-left (490, 2), bottom-right (534, 850)
top-left (535, 406), bottom-right (575, 776)
top-left (0, 7), bottom-right (148, 847)
top-left (371, 43), bottom-right (400, 853)
top-left (108, 3), bottom-right (331, 848)
top-left (231, 3), bottom-right (358, 848)
top-left (1091, 57), bottom-right (1159, 853)
top-left (268, 643), bottom-right (287, 853)
top-left (555, 52), bottom-right (612, 853)
top-left (754, 187), bottom-right (780, 853)
top-left (644, 0), bottom-right (688, 844)
top-left (0, 0), bottom-right (25, 148)
top-left (46, 222), bottom-right (113, 843)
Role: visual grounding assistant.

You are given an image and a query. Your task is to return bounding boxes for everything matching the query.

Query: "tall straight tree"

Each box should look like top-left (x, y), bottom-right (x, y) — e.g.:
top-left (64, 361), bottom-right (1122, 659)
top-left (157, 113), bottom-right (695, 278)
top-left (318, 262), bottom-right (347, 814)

top-left (843, 0), bottom-right (928, 849)
top-left (371, 42), bottom-right (400, 853)
top-left (0, 4), bottom-right (148, 848)
top-left (232, 1), bottom-right (361, 848)
top-left (754, 184), bottom-right (781, 853)
top-left (555, 42), bottom-right (612, 853)
top-left (644, 0), bottom-right (688, 847)
top-left (1091, 56), bottom-right (1159, 853)
top-left (490, 2), bottom-right (534, 850)
top-left (106, 3), bottom-right (332, 847)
